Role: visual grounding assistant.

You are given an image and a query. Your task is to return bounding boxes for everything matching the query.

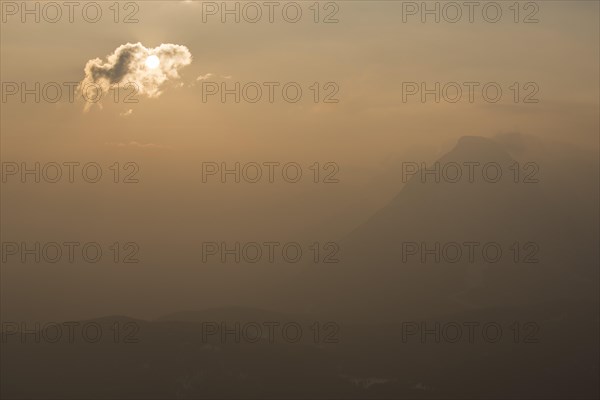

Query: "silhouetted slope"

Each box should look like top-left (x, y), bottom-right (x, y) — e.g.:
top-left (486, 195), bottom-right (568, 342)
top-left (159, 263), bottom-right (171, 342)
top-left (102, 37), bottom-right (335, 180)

top-left (279, 135), bottom-right (598, 321)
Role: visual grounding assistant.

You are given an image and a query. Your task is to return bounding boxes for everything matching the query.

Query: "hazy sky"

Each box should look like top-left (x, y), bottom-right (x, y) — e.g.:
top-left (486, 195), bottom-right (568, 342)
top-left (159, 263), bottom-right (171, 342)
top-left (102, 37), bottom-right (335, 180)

top-left (1, 0), bottom-right (599, 321)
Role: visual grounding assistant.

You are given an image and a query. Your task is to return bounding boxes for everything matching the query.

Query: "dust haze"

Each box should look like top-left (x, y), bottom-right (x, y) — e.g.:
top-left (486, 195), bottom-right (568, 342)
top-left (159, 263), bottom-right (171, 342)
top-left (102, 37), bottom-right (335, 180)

top-left (1, 1), bottom-right (599, 398)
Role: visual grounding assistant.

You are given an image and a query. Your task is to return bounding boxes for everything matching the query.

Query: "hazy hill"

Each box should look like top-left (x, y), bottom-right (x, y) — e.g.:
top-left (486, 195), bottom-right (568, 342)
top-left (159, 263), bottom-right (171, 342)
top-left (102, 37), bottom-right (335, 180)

top-left (276, 135), bottom-right (599, 322)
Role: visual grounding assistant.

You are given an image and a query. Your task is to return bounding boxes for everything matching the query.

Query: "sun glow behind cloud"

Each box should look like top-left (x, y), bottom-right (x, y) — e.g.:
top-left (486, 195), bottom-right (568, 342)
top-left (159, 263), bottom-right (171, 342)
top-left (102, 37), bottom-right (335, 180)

top-left (79, 42), bottom-right (192, 111)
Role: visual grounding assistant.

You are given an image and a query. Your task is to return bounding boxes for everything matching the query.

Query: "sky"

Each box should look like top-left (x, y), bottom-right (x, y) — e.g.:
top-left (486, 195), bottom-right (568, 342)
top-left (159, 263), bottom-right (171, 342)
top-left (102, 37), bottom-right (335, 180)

top-left (0, 0), bottom-right (599, 321)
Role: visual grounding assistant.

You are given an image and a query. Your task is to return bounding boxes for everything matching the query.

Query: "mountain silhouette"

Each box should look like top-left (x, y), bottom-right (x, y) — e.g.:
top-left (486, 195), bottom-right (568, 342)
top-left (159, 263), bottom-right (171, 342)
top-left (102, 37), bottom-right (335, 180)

top-left (277, 135), bottom-right (598, 322)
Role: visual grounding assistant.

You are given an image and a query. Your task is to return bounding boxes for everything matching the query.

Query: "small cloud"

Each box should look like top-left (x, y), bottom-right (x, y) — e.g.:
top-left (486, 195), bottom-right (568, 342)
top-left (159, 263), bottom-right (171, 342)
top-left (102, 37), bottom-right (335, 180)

top-left (189, 72), bottom-right (216, 87)
top-left (196, 73), bottom-right (214, 81)
top-left (119, 109), bottom-right (134, 117)
top-left (106, 141), bottom-right (171, 149)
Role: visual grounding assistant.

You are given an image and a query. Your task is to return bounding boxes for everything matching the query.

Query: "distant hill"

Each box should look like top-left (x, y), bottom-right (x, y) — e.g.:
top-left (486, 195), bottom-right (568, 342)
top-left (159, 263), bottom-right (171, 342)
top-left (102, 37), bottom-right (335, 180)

top-left (2, 302), bottom-right (597, 399)
top-left (156, 306), bottom-right (312, 325)
top-left (276, 135), bottom-right (599, 322)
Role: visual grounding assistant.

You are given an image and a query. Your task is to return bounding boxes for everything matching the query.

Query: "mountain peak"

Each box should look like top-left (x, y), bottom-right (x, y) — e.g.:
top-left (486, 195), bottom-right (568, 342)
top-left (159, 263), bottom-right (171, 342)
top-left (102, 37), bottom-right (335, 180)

top-left (442, 136), bottom-right (513, 164)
